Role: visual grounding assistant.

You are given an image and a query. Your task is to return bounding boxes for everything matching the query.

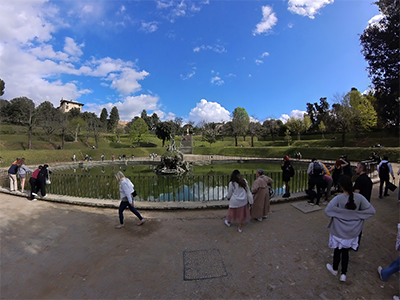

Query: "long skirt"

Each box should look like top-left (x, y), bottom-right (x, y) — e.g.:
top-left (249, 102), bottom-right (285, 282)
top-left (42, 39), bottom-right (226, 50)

top-left (226, 204), bottom-right (251, 224)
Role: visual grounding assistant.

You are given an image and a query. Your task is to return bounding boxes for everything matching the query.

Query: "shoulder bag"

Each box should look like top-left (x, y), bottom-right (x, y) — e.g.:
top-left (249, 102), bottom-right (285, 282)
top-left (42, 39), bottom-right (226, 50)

top-left (246, 186), bottom-right (254, 205)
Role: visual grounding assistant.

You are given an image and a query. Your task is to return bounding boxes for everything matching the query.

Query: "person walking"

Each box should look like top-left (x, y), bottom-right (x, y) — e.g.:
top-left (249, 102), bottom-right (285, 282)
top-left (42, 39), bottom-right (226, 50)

top-left (325, 175), bottom-right (376, 282)
top-left (224, 170), bottom-right (251, 233)
top-left (281, 156), bottom-right (294, 198)
top-left (115, 171), bottom-right (145, 229)
top-left (251, 169), bottom-right (273, 221)
top-left (8, 158), bottom-right (19, 192)
top-left (16, 158), bottom-right (33, 193)
top-left (378, 156), bottom-right (395, 198)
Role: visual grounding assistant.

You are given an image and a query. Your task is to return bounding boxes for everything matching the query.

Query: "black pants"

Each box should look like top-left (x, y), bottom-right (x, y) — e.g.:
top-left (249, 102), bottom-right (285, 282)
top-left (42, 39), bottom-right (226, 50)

top-left (308, 177), bottom-right (324, 205)
top-left (379, 176), bottom-right (389, 196)
top-left (118, 200), bottom-right (143, 225)
top-left (333, 248), bottom-right (349, 275)
top-left (29, 177), bottom-right (37, 200)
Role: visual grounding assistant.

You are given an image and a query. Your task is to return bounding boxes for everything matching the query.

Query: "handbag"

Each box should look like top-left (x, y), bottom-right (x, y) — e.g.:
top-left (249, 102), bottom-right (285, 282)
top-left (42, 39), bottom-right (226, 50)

top-left (268, 186), bottom-right (275, 198)
top-left (131, 189), bottom-right (137, 198)
top-left (387, 180), bottom-right (397, 192)
top-left (246, 186), bottom-right (254, 205)
top-left (45, 169), bottom-right (51, 185)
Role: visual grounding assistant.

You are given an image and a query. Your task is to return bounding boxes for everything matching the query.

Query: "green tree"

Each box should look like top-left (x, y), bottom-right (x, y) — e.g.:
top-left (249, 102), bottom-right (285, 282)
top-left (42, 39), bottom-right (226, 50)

top-left (69, 117), bottom-right (86, 142)
top-left (262, 119), bottom-right (282, 141)
top-left (36, 101), bottom-right (60, 144)
top-left (100, 108), bottom-right (108, 132)
top-left (150, 113), bottom-right (160, 132)
top-left (0, 78), bottom-right (4, 96)
top-left (285, 114), bottom-right (311, 141)
top-left (318, 121), bottom-right (326, 139)
top-left (306, 97), bottom-right (330, 131)
top-left (0, 99), bottom-right (10, 122)
top-left (360, 0), bottom-right (399, 128)
top-left (231, 107), bottom-right (250, 146)
top-left (248, 122), bottom-right (264, 147)
top-left (108, 106), bottom-right (120, 133)
top-left (200, 121), bottom-right (219, 146)
top-left (155, 121), bottom-right (173, 147)
top-left (130, 118), bottom-right (148, 146)
top-left (284, 129), bottom-right (292, 146)
top-left (8, 97), bottom-right (36, 149)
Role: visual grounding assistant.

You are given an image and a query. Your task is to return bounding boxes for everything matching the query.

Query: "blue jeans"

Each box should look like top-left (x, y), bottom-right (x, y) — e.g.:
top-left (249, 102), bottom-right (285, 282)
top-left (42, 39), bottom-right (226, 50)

top-left (118, 200), bottom-right (143, 225)
top-left (381, 257), bottom-right (400, 281)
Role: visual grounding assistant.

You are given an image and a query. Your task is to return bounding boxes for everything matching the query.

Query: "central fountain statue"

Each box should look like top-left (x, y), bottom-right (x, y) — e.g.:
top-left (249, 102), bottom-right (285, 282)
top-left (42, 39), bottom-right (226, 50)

top-left (154, 135), bottom-right (190, 175)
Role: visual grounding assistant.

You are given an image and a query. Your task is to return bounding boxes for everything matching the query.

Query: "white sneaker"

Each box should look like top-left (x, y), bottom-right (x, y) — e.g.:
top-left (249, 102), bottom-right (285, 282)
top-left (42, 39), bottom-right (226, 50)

top-left (340, 274), bottom-right (346, 282)
top-left (377, 266), bottom-right (383, 280)
top-left (32, 192), bottom-right (38, 196)
top-left (224, 220), bottom-right (231, 227)
top-left (262, 215), bottom-right (268, 219)
top-left (326, 263), bottom-right (338, 276)
top-left (237, 227), bottom-right (242, 233)
top-left (393, 295), bottom-right (399, 300)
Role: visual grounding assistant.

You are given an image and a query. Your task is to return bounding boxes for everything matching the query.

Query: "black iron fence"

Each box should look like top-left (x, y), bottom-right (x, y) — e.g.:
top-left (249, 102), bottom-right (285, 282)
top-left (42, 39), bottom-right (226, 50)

top-left (0, 161), bottom-right (379, 202)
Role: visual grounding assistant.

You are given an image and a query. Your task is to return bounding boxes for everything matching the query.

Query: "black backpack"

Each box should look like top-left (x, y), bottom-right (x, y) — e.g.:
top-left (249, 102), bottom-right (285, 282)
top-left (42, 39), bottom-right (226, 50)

top-left (287, 165), bottom-right (295, 177)
top-left (380, 162), bottom-right (389, 176)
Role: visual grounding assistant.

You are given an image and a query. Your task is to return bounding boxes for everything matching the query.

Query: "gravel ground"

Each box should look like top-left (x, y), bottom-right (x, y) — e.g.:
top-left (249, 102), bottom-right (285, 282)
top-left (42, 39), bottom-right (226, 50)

top-left (0, 182), bottom-right (399, 299)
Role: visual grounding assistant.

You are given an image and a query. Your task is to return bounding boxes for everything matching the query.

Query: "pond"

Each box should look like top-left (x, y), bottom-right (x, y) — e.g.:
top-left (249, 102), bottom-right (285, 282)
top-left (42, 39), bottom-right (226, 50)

top-left (45, 161), bottom-right (310, 201)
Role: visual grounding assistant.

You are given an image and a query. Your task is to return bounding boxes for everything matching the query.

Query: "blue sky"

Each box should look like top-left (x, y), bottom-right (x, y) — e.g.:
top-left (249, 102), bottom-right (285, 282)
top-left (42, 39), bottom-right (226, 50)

top-left (0, 0), bottom-right (381, 124)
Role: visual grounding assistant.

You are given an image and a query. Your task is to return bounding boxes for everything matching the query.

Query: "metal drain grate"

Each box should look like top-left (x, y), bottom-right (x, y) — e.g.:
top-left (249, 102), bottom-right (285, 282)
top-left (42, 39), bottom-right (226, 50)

top-left (183, 248), bottom-right (228, 281)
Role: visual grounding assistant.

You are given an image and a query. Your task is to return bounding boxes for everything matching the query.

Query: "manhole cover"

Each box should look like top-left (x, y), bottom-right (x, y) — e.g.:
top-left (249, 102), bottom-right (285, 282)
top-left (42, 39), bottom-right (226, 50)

top-left (183, 249), bottom-right (228, 281)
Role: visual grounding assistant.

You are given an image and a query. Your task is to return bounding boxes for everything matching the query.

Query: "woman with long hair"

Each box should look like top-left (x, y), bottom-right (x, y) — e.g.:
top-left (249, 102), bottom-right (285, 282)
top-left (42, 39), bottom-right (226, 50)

top-left (224, 170), bottom-right (251, 233)
top-left (17, 158), bottom-right (33, 193)
top-left (324, 175), bottom-right (375, 282)
top-left (115, 171), bottom-right (145, 229)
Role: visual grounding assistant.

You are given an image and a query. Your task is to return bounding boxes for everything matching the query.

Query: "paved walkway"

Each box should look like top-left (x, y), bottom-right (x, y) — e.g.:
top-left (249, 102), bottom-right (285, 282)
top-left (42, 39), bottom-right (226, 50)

top-left (1, 183), bottom-right (399, 299)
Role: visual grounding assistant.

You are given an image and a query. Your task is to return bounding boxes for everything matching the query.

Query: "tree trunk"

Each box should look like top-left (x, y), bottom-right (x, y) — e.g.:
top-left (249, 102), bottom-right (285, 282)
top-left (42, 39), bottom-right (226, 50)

top-left (62, 131), bottom-right (65, 149)
top-left (234, 136), bottom-right (238, 147)
top-left (251, 136), bottom-right (254, 147)
top-left (297, 133), bottom-right (300, 140)
top-left (28, 126), bottom-right (32, 150)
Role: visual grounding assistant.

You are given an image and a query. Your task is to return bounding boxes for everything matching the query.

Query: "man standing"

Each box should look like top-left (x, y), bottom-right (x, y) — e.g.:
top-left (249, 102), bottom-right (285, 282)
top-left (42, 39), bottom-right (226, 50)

top-left (378, 156), bottom-right (395, 199)
top-left (354, 162), bottom-right (373, 202)
top-left (307, 158), bottom-right (326, 206)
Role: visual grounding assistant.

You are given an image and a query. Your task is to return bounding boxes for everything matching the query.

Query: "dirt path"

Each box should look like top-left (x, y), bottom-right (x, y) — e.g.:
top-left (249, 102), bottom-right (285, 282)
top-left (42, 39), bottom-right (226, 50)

top-left (1, 183), bottom-right (399, 299)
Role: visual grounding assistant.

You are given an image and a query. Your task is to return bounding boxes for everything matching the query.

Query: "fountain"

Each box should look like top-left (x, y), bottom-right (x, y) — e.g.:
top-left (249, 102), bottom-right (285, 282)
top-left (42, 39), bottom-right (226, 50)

top-left (154, 136), bottom-right (190, 175)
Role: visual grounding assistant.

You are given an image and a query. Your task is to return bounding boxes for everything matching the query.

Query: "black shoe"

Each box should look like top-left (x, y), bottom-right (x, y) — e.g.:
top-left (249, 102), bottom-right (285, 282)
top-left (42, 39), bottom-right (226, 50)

top-left (282, 193), bottom-right (290, 198)
top-left (384, 194), bottom-right (390, 197)
top-left (307, 200), bottom-right (315, 206)
top-left (378, 195), bottom-right (383, 199)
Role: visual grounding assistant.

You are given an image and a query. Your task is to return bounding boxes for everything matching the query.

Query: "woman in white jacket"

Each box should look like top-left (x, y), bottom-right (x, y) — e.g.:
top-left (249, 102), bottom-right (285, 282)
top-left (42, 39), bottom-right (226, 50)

top-left (224, 170), bottom-right (251, 233)
top-left (115, 171), bottom-right (145, 229)
top-left (324, 175), bottom-right (375, 282)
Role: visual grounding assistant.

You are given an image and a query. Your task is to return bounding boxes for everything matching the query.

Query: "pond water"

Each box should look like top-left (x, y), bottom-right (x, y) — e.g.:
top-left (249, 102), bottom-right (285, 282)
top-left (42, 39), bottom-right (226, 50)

top-left (46, 161), bottom-right (309, 201)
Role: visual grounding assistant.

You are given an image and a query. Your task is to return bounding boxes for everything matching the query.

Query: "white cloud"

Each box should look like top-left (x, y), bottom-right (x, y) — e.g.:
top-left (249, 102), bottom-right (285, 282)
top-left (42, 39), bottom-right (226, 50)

top-left (188, 99), bottom-right (231, 124)
top-left (180, 67), bottom-right (196, 80)
top-left (288, 23), bottom-right (294, 28)
top-left (211, 76), bottom-right (224, 86)
top-left (193, 44), bottom-right (226, 53)
top-left (288, 0), bottom-right (334, 19)
top-left (261, 52), bottom-right (269, 57)
top-left (64, 37), bottom-right (84, 57)
top-left (255, 59), bottom-right (264, 65)
top-left (368, 14), bottom-right (383, 24)
top-left (279, 109), bottom-right (307, 123)
top-left (140, 21), bottom-right (158, 33)
top-left (108, 69), bottom-right (149, 95)
top-left (253, 6), bottom-right (278, 35)
top-left (156, 0), bottom-right (207, 22)
top-left (86, 94), bottom-right (161, 121)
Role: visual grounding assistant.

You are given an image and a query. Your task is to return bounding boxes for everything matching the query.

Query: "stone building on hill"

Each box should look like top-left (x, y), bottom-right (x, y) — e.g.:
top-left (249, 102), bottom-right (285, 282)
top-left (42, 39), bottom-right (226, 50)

top-left (58, 98), bottom-right (84, 113)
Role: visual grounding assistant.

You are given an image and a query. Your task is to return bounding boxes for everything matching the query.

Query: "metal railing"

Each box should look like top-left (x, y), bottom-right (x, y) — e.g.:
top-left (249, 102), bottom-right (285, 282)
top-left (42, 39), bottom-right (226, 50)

top-left (0, 161), bottom-right (378, 201)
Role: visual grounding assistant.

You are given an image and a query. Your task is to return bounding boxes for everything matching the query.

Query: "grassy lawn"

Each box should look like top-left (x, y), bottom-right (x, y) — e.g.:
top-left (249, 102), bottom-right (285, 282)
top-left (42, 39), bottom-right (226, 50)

top-left (0, 122), bottom-right (398, 166)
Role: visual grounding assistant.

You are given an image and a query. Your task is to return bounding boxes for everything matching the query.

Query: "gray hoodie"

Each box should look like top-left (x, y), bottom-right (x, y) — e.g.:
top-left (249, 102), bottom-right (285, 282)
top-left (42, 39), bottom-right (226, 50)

top-left (325, 193), bottom-right (376, 239)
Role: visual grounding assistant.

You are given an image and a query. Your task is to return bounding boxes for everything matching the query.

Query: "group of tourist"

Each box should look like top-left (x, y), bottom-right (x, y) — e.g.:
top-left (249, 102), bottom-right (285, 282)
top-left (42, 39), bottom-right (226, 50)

top-left (7, 158), bottom-right (51, 201)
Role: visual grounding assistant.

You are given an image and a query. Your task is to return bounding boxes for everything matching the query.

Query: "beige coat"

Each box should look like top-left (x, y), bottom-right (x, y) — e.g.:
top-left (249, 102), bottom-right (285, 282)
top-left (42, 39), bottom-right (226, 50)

top-left (251, 175), bottom-right (273, 219)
